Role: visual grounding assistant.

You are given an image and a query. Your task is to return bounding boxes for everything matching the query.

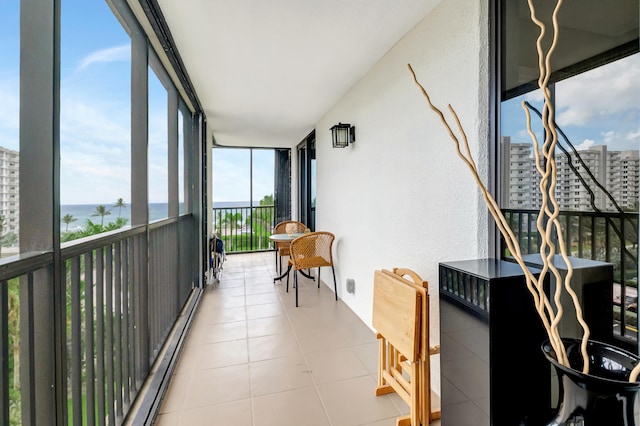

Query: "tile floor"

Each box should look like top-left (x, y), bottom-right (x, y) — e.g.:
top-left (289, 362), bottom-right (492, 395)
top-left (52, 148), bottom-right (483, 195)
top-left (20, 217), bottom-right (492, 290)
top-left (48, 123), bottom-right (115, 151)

top-left (154, 252), bottom-right (442, 426)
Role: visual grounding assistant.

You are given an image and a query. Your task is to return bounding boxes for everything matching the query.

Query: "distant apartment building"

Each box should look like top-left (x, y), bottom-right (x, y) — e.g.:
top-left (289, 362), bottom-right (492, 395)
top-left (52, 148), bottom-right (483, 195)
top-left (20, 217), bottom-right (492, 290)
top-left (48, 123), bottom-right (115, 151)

top-left (0, 146), bottom-right (19, 236)
top-left (501, 137), bottom-right (639, 212)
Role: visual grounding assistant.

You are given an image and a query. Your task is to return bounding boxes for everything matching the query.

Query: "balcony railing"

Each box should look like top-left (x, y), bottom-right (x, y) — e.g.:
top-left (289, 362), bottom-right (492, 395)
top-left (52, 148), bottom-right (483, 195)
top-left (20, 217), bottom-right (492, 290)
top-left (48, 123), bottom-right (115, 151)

top-left (212, 205), bottom-right (276, 253)
top-left (1, 215), bottom-right (198, 425)
top-left (503, 208), bottom-right (638, 353)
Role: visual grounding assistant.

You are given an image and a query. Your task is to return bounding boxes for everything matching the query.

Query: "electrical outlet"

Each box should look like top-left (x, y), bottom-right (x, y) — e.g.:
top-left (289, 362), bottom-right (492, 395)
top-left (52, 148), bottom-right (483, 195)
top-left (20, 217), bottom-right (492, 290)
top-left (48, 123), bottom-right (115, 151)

top-left (346, 278), bottom-right (355, 293)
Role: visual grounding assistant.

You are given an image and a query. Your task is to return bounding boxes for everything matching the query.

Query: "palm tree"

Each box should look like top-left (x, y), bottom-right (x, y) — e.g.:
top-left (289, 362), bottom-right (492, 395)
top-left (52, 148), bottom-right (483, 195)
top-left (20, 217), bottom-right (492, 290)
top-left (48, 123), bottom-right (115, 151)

top-left (105, 217), bottom-right (129, 231)
top-left (91, 205), bottom-right (111, 226)
top-left (62, 213), bottom-right (77, 232)
top-left (113, 198), bottom-right (127, 218)
top-left (82, 219), bottom-right (104, 236)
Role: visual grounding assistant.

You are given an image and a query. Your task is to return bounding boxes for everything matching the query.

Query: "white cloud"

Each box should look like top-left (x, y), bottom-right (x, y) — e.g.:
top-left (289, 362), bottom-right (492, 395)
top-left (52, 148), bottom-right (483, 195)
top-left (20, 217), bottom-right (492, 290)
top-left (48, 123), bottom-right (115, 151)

top-left (627, 129), bottom-right (640, 141)
top-left (60, 154), bottom-right (131, 205)
top-left (575, 139), bottom-right (595, 151)
top-left (555, 56), bottom-right (640, 127)
top-left (523, 89), bottom-right (544, 103)
top-left (210, 149), bottom-right (275, 203)
top-left (601, 130), bottom-right (615, 144)
top-left (61, 98), bottom-right (130, 145)
top-left (59, 95), bottom-right (131, 204)
top-left (78, 45), bottom-right (130, 71)
top-left (0, 78), bottom-right (19, 150)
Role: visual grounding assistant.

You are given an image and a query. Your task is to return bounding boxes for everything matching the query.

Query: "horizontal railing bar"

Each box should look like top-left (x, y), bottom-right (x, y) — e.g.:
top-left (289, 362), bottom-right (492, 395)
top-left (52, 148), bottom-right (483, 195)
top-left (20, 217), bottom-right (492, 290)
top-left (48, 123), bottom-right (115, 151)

top-left (149, 216), bottom-right (179, 231)
top-left (60, 225), bottom-right (147, 259)
top-left (0, 251), bottom-right (52, 281)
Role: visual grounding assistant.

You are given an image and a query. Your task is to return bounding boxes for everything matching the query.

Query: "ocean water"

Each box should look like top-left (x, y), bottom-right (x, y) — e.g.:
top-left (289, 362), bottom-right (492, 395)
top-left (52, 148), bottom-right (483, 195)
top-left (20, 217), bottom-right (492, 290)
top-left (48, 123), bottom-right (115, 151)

top-left (61, 203), bottom-right (172, 231)
top-left (61, 201), bottom-right (253, 231)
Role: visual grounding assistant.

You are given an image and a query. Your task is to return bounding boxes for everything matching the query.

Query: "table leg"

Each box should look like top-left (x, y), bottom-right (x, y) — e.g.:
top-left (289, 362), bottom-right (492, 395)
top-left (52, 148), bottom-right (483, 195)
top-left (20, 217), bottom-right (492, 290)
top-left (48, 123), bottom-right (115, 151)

top-left (274, 264), bottom-right (292, 283)
top-left (299, 269), bottom-right (315, 280)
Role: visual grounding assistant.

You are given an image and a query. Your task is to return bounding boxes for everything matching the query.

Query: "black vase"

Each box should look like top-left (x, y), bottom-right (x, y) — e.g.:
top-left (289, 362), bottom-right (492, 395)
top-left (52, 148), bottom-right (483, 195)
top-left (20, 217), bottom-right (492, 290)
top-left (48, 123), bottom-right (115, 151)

top-left (542, 338), bottom-right (640, 426)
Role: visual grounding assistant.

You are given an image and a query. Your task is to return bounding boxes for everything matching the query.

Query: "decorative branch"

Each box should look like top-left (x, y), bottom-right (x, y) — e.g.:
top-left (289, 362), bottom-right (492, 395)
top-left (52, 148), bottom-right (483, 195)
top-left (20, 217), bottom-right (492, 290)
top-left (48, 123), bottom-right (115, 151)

top-left (408, 61), bottom-right (568, 366)
top-left (409, 0), bottom-right (595, 376)
top-left (408, 0), bottom-right (640, 382)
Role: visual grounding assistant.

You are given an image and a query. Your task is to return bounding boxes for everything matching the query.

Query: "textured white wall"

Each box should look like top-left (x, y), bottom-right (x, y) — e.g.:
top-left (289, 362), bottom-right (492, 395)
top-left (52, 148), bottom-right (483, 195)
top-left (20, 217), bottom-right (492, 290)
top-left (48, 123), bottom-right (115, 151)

top-left (313, 0), bottom-right (490, 394)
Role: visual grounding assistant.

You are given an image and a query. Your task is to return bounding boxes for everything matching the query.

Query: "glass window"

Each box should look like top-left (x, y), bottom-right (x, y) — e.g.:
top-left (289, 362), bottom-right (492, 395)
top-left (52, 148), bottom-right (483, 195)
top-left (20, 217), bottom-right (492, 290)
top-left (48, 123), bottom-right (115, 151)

top-left (0, 3), bottom-right (20, 422)
top-left (252, 149), bottom-right (275, 206)
top-left (60, 0), bottom-right (131, 237)
top-left (212, 148), bottom-right (250, 204)
top-left (501, 0), bottom-right (639, 213)
top-left (500, 0), bottom-right (639, 346)
top-left (212, 148), bottom-right (276, 252)
top-left (0, 0), bottom-right (19, 253)
top-left (148, 64), bottom-right (168, 221)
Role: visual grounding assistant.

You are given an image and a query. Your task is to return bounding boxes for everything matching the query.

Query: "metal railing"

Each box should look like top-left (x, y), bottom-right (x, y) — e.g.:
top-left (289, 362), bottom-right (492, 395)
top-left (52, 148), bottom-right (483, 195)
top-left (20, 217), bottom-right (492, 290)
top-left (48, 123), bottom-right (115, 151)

top-left (502, 208), bottom-right (638, 352)
top-left (212, 205), bottom-right (275, 253)
top-left (1, 215), bottom-right (198, 425)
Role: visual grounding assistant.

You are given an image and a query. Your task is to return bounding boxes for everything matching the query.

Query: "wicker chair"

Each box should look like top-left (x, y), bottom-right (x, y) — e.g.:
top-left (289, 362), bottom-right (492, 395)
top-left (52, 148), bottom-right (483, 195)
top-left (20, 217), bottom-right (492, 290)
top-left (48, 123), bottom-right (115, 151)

top-left (273, 220), bottom-right (307, 274)
top-left (287, 231), bottom-right (338, 307)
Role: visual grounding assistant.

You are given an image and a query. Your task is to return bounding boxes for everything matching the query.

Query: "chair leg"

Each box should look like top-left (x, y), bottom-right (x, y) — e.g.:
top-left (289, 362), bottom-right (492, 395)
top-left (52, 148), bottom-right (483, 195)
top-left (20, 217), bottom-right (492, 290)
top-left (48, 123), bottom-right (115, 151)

top-left (294, 270), bottom-right (299, 307)
top-left (332, 266), bottom-right (338, 300)
top-left (317, 267), bottom-right (321, 288)
top-left (286, 269), bottom-right (290, 293)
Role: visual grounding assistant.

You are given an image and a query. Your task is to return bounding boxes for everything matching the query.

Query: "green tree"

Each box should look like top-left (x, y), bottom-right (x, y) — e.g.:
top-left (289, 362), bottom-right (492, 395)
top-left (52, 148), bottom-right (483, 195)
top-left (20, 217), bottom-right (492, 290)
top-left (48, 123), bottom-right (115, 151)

top-left (61, 218), bottom-right (129, 243)
top-left (82, 219), bottom-right (105, 236)
top-left (113, 198), bottom-right (127, 218)
top-left (1, 232), bottom-right (18, 247)
top-left (91, 205), bottom-right (111, 226)
top-left (105, 217), bottom-right (129, 231)
top-left (8, 288), bottom-right (19, 388)
top-left (62, 213), bottom-right (77, 232)
top-left (221, 211), bottom-right (243, 229)
top-left (8, 281), bottom-right (20, 424)
top-left (252, 194), bottom-right (274, 249)
top-left (219, 211), bottom-right (242, 251)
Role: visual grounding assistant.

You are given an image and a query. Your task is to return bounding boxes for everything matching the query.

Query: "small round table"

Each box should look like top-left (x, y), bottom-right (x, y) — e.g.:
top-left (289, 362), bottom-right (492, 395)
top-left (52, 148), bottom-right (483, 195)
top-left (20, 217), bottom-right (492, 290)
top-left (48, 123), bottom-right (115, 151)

top-left (269, 232), bottom-right (313, 283)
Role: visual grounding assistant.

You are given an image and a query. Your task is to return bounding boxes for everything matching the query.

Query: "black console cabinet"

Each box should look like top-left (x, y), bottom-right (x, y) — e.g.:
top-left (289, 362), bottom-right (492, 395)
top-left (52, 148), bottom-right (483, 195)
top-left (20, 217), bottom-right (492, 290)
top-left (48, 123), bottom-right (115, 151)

top-left (439, 259), bottom-right (549, 425)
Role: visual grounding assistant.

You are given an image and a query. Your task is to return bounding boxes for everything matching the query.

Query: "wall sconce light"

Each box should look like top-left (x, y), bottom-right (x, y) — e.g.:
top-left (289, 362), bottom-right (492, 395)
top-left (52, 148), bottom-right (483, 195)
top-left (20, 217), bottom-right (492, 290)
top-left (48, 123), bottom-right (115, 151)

top-left (330, 122), bottom-right (355, 148)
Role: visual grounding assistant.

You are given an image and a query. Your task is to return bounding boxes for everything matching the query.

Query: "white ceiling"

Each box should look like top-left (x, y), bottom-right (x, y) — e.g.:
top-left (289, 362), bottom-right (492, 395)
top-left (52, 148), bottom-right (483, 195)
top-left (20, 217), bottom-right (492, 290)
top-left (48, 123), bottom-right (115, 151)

top-left (156, 0), bottom-right (441, 148)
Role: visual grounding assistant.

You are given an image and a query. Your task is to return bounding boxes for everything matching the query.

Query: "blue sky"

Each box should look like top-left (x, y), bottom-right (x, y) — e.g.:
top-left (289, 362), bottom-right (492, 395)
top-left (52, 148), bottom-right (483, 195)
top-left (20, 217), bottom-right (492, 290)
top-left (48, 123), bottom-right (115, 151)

top-left (0, 0), bottom-right (268, 205)
top-left (0, 0), bottom-right (170, 205)
top-left (501, 54), bottom-right (640, 153)
top-left (212, 148), bottom-right (275, 203)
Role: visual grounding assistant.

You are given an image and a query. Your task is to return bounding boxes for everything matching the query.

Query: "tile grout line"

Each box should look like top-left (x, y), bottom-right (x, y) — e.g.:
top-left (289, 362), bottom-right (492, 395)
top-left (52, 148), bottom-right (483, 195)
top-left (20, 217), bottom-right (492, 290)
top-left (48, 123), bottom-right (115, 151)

top-left (243, 268), bottom-right (258, 426)
top-left (277, 271), bottom-right (338, 426)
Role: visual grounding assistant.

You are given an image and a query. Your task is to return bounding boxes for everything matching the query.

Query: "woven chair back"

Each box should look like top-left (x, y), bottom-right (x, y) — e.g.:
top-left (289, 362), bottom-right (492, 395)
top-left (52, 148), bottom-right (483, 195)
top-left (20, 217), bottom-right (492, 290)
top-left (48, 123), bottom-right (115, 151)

top-left (274, 220), bottom-right (306, 251)
top-left (289, 231), bottom-right (334, 270)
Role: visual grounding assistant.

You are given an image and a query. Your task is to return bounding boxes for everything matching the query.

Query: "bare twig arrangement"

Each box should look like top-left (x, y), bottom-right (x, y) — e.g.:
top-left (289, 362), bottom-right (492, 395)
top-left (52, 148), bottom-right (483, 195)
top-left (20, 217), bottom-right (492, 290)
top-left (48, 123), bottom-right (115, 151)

top-left (408, 0), bottom-right (640, 382)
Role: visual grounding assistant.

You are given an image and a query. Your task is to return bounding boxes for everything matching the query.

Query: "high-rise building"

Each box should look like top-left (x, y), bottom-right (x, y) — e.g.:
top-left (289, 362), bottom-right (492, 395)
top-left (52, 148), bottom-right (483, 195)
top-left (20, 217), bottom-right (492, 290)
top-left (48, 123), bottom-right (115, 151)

top-left (502, 138), bottom-right (639, 212)
top-left (501, 137), bottom-right (539, 209)
top-left (0, 146), bottom-right (19, 238)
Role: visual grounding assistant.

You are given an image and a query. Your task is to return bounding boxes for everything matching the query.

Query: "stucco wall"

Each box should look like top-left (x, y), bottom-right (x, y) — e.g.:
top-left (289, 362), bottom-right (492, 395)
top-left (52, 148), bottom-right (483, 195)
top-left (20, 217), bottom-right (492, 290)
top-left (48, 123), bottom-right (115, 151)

top-left (313, 0), bottom-right (491, 393)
